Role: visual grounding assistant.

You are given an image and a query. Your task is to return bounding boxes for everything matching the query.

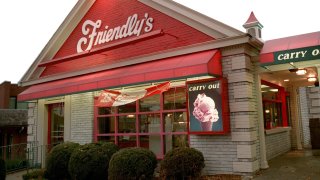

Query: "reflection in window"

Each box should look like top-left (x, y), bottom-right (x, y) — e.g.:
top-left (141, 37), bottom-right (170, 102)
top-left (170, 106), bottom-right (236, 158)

top-left (118, 102), bottom-right (136, 113)
top-left (97, 136), bottom-right (115, 143)
top-left (165, 134), bottom-right (188, 153)
top-left (139, 94), bottom-right (160, 112)
top-left (98, 117), bottom-right (115, 134)
top-left (263, 102), bottom-right (282, 129)
top-left (164, 88), bottom-right (186, 110)
top-left (164, 112), bottom-right (187, 132)
top-left (118, 115), bottom-right (136, 133)
top-left (98, 107), bottom-right (116, 115)
top-left (140, 135), bottom-right (161, 156)
top-left (118, 135), bottom-right (136, 148)
top-left (139, 114), bottom-right (160, 133)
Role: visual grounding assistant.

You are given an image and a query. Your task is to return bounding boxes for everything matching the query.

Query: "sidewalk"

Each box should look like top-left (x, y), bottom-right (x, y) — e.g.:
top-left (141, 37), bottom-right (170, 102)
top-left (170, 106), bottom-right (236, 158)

top-left (6, 170), bottom-right (27, 180)
top-left (254, 150), bottom-right (320, 180)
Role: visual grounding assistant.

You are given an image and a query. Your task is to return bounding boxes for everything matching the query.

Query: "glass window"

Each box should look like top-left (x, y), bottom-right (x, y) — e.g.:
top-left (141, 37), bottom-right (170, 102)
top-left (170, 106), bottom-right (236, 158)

top-left (261, 80), bottom-right (288, 129)
top-left (49, 104), bottom-right (64, 145)
top-left (139, 94), bottom-right (160, 112)
top-left (98, 117), bottom-right (115, 134)
top-left (140, 135), bottom-right (162, 156)
top-left (98, 107), bottom-right (116, 115)
top-left (118, 135), bottom-right (136, 148)
top-left (164, 134), bottom-right (188, 153)
top-left (17, 102), bottom-right (28, 109)
top-left (97, 136), bottom-right (115, 143)
top-left (164, 112), bottom-right (187, 132)
top-left (94, 86), bottom-right (188, 159)
top-left (164, 87), bottom-right (186, 110)
top-left (118, 115), bottom-right (136, 133)
top-left (139, 114), bottom-right (161, 133)
top-left (118, 102), bottom-right (136, 113)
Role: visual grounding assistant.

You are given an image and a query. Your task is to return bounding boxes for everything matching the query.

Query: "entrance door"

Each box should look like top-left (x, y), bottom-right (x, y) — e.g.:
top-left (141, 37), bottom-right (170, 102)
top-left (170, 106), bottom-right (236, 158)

top-left (48, 103), bottom-right (64, 145)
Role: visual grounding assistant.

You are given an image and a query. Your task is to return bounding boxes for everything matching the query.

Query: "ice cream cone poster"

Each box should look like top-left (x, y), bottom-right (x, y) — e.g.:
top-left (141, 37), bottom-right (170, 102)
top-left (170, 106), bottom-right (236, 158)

top-left (187, 78), bottom-right (229, 134)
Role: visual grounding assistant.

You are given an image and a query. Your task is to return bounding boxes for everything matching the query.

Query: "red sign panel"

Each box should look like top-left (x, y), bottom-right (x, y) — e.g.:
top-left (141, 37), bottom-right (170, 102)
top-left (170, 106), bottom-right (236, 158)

top-left (40, 0), bottom-right (214, 77)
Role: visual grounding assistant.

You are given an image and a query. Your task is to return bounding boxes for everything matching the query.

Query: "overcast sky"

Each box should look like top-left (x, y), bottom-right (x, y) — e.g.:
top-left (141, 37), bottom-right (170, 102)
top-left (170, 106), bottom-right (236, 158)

top-left (0, 0), bottom-right (319, 84)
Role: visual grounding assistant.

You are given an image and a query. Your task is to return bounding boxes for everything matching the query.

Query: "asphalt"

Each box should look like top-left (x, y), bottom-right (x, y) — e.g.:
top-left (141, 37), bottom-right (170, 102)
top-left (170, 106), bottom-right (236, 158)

top-left (254, 150), bottom-right (320, 180)
top-left (5, 150), bottom-right (320, 180)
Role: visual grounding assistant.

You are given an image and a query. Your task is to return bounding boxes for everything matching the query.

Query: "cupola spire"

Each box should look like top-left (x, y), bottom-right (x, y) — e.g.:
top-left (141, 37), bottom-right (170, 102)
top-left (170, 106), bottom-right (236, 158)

top-left (243, 11), bottom-right (263, 40)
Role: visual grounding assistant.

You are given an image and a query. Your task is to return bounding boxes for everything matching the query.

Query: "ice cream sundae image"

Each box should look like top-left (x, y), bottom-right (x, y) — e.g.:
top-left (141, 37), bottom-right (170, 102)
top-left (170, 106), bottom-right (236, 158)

top-left (192, 93), bottom-right (219, 131)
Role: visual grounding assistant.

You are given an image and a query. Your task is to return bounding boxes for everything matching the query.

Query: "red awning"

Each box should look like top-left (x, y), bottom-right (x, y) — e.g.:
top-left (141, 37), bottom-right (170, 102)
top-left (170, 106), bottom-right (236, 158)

top-left (260, 31), bottom-right (320, 64)
top-left (18, 50), bottom-right (221, 101)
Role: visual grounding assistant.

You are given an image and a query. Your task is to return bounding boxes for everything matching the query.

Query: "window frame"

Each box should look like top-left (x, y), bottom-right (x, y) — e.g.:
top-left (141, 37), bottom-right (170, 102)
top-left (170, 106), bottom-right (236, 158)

top-left (261, 80), bottom-right (288, 129)
top-left (93, 86), bottom-right (188, 159)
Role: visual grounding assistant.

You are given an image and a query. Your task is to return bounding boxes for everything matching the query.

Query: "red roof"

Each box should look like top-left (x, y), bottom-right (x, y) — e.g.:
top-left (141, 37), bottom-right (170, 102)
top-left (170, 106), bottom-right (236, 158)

top-left (18, 50), bottom-right (221, 101)
top-left (244, 11), bottom-right (259, 24)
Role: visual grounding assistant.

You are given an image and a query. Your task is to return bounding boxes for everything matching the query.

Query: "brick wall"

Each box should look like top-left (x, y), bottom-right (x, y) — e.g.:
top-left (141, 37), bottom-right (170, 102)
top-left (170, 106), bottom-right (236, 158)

top-left (307, 87), bottom-right (320, 119)
top-left (299, 87), bottom-right (311, 148)
top-left (70, 92), bottom-right (94, 144)
top-left (265, 131), bottom-right (291, 160)
top-left (27, 102), bottom-right (38, 144)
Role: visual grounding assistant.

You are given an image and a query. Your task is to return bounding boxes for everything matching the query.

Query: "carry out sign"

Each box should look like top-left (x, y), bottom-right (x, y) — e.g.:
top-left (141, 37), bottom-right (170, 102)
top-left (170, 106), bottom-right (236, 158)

top-left (273, 45), bottom-right (320, 64)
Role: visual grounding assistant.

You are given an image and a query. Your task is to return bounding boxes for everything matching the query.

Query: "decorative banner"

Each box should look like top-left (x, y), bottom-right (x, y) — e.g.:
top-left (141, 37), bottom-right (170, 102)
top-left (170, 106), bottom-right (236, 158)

top-left (187, 78), bottom-right (229, 135)
top-left (96, 82), bottom-right (170, 107)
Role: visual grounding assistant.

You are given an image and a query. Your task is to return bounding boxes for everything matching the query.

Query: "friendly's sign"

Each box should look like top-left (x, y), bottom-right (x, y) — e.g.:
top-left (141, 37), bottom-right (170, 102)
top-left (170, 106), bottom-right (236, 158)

top-left (274, 45), bottom-right (320, 64)
top-left (77, 13), bottom-right (154, 53)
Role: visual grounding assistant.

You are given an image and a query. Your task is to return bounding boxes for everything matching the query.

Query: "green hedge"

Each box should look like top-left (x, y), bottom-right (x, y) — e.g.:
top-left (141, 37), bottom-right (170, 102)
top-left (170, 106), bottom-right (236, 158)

top-left (68, 142), bottom-right (119, 180)
top-left (45, 142), bottom-right (80, 180)
top-left (22, 169), bottom-right (45, 180)
top-left (108, 147), bottom-right (157, 180)
top-left (160, 147), bottom-right (205, 179)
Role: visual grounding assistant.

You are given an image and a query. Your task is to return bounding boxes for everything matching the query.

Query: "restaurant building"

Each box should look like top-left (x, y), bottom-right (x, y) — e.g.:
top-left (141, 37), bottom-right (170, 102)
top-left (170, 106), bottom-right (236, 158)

top-left (18, 0), bottom-right (319, 176)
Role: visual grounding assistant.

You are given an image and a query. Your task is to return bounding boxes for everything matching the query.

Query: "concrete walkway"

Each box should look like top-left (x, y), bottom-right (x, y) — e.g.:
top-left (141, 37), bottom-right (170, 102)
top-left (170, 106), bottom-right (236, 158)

top-left (6, 170), bottom-right (27, 180)
top-left (254, 150), bottom-right (320, 180)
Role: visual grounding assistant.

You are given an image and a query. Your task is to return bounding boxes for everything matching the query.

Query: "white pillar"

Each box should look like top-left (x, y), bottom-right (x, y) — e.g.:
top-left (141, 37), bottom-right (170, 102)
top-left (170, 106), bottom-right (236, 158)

top-left (255, 74), bottom-right (269, 169)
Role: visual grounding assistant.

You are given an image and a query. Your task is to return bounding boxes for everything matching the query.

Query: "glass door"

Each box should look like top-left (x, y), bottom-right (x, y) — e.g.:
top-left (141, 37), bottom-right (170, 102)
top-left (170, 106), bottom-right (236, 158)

top-left (48, 103), bottom-right (64, 145)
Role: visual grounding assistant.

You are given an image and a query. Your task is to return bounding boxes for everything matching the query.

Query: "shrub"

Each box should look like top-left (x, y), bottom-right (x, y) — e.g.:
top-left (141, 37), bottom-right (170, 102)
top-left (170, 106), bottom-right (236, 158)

top-left (160, 147), bottom-right (205, 179)
top-left (68, 142), bottom-right (119, 180)
top-left (45, 142), bottom-right (80, 180)
top-left (0, 158), bottom-right (5, 180)
top-left (22, 169), bottom-right (45, 180)
top-left (108, 147), bottom-right (157, 180)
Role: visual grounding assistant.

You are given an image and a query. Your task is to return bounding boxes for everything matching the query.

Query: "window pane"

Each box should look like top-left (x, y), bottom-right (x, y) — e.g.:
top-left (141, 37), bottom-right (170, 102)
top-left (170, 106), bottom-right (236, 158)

top-left (164, 112), bottom-right (187, 132)
top-left (98, 107), bottom-right (116, 115)
top-left (139, 114), bottom-right (161, 133)
top-left (264, 102), bottom-right (282, 129)
top-left (164, 135), bottom-right (188, 153)
top-left (118, 135), bottom-right (136, 148)
top-left (118, 115), bottom-right (136, 133)
top-left (140, 135), bottom-right (161, 156)
top-left (139, 94), bottom-right (160, 112)
top-left (97, 136), bottom-right (115, 143)
top-left (164, 87), bottom-right (186, 110)
top-left (118, 102), bottom-right (136, 113)
top-left (98, 117), bottom-right (115, 134)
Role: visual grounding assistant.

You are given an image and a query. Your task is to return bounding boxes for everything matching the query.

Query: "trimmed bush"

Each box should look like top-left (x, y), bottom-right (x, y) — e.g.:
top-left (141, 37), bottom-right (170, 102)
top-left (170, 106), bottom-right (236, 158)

top-left (22, 169), bottom-right (45, 180)
top-left (0, 158), bottom-right (5, 180)
top-left (45, 142), bottom-right (80, 180)
top-left (68, 142), bottom-right (119, 180)
top-left (108, 147), bottom-right (157, 180)
top-left (160, 147), bottom-right (205, 179)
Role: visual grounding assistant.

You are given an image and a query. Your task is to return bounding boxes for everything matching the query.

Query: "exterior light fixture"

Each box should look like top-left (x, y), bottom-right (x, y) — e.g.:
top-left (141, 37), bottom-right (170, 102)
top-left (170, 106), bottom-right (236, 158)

top-left (269, 89), bottom-right (278, 92)
top-left (265, 109), bottom-right (270, 113)
top-left (308, 77), bottom-right (317, 82)
top-left (284, 79), bottom-right (289, 82)
top-left (296, 69), bottom-right (307, 75)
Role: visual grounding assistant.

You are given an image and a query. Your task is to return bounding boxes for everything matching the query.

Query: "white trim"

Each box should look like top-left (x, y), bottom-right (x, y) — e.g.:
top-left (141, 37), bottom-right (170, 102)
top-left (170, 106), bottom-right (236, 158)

top-left (139, 0), bottom-right (244, 39)
top-left (19, 35), bottom-right (252, 87)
